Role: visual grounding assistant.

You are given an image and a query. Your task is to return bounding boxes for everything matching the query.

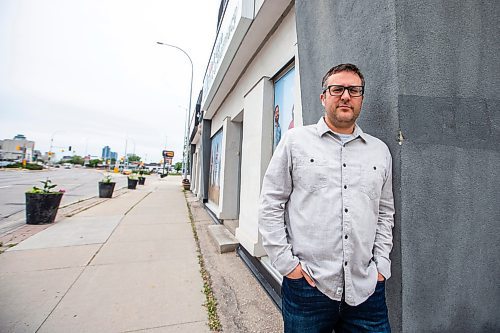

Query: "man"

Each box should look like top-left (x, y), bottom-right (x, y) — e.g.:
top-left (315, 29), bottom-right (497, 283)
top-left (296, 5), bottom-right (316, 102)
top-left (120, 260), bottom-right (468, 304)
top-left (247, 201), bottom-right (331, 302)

top-left (259, 63), bottom-right (394, 332)
top-left (274, 104), bottom-right (282, 150)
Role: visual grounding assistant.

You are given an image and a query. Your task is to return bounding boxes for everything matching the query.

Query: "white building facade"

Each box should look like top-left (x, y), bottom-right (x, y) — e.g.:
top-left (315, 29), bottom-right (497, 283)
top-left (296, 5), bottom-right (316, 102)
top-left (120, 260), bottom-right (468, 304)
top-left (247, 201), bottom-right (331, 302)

top-left (0, 135), bottom-right (35, 162)
top-left (190, 0), bottom-right (299, 296)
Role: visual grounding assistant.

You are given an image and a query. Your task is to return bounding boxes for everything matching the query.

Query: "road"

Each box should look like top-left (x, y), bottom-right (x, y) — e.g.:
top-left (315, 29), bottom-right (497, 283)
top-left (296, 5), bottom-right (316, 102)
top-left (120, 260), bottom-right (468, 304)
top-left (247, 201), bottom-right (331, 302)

top-left (0, 167), bottom-right (128, 222)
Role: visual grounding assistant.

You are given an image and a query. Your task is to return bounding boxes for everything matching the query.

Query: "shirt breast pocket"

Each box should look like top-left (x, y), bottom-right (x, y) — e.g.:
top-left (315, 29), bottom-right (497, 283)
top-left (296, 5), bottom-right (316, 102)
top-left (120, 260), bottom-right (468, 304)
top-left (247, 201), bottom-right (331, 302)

top-left (360, 164), bottom-right (385, 200)
top-left (293, 157), bottom-right (329, 193)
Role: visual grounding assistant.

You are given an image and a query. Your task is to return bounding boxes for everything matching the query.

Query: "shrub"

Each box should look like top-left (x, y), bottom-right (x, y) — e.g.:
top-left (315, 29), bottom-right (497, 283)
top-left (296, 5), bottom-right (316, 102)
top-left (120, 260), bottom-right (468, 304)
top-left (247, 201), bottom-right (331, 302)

top-left (4, 162), bottom-right (43, 170)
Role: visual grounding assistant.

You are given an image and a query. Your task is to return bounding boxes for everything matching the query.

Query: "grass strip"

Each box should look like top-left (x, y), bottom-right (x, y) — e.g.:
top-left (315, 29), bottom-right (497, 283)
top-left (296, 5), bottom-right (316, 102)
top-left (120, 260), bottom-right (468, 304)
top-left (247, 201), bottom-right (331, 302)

top-left (184, 190), bottom-right (222, 332)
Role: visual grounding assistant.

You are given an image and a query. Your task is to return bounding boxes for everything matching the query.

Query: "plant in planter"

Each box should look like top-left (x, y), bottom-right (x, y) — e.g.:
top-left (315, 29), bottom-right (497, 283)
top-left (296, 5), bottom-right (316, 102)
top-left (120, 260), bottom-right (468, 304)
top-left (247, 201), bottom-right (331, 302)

top-left (138, 170), bottom-right (146, 185)
top-left (182, 178), bottom-right (190, 190)
top-left (127, 174), bottom-right (139, 189)
top-left (25, 179), bottom-right (65, 225)
top-left (98, 175), bottom-right (116, 198)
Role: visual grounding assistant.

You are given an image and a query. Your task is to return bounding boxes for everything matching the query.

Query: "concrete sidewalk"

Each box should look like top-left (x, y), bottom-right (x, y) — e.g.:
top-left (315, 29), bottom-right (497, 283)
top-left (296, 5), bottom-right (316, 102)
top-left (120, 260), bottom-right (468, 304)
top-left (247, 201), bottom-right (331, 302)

top-left (0, 176), bottom-right (208, 333)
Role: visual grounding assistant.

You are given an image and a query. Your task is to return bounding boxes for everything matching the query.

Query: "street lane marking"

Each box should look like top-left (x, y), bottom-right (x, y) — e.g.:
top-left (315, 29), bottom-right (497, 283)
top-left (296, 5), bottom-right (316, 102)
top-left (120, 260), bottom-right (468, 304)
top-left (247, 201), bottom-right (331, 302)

top-left (0, 185), bottom-right (12, 189)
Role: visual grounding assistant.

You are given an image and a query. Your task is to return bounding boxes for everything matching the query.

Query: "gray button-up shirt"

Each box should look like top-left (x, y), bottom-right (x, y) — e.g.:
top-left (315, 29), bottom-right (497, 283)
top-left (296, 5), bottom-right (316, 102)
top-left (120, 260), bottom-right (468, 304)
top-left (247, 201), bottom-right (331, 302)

top-left (259, 117), bottom-right (395, 306)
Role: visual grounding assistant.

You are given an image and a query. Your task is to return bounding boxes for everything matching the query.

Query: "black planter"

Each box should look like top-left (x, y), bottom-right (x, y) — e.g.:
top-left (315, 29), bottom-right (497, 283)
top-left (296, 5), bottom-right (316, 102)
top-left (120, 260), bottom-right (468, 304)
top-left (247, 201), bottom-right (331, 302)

top-left (25, 192), bottom-right (64, 225)
top-left (127, 178), bottom-right (138, 189)
top-left (138, 177), bottom-right (145, 185)
top-left (98, 182), bottom-right (116, 198)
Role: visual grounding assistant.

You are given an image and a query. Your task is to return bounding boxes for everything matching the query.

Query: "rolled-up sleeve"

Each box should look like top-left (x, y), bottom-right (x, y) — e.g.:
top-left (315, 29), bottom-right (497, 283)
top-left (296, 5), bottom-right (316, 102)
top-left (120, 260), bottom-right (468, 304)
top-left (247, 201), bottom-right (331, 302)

top-left (373, 149), bottom-right (395, 280)
top-left (258, 133), bottom-right (299, 276)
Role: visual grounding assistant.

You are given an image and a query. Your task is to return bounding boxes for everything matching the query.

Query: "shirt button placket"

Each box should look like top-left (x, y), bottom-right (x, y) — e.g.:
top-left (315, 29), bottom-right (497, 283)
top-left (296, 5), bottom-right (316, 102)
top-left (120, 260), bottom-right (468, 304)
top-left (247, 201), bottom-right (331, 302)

top-left (342, 155), bottom-right (349, 243)
top-left (341, 146), bottom-right (351, 300)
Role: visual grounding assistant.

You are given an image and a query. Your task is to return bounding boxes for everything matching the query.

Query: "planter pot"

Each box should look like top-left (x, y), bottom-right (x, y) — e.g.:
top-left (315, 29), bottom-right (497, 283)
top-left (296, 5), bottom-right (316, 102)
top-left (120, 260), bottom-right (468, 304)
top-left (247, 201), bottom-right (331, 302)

top-left (25, 192), bottom-right (64, 225)
top-left (138, 177), bottom-right (146, 185)
top-left (127, 178), bottom-right (138, 189)
top-left (98, 182), bottom-right (116, 198)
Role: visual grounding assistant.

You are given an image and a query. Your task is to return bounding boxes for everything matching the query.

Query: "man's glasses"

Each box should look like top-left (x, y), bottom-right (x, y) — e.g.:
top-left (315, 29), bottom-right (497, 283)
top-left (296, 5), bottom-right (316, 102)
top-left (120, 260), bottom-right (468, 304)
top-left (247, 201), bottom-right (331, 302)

top-left (323, 85), bottom-right (364, 97)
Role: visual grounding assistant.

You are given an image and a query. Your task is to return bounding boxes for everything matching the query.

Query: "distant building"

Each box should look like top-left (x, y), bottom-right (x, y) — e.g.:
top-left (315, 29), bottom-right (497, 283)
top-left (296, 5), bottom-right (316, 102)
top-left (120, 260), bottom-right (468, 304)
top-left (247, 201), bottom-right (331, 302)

top-left (102, 146), bottom-right (118, 161)
top-left (102, 146), bottom-right (111, 159)
top-left (33, 150), bottom-right (42, 161)
top-left (0, 134), bottom-right (35, 162)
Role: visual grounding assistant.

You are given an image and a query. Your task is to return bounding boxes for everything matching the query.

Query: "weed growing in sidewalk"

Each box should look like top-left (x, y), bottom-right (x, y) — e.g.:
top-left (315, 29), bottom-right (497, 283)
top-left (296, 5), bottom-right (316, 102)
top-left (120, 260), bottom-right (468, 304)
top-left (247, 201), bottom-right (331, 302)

top-left (0, 242), bottom-right (17, 255)
top-left (184, 190), bottom-right (222, 332)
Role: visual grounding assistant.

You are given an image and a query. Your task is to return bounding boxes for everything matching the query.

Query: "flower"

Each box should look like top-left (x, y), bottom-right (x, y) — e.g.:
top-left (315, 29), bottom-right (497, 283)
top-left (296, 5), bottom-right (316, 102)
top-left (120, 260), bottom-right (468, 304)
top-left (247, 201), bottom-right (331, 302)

top-left (102, 175), bottom-right (113, 183)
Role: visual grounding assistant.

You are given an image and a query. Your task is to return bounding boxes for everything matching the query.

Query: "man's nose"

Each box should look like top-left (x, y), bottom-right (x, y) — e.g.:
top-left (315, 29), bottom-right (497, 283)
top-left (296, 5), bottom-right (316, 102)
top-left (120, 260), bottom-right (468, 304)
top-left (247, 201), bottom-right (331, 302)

top-left (340, 88), bottom-right (351, 100)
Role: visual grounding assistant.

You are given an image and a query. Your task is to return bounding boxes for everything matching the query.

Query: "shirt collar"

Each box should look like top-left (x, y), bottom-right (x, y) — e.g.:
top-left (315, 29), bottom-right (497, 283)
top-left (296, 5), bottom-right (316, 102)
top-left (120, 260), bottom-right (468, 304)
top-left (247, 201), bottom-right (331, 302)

top-left (316, 117), bottom-right (368, 142)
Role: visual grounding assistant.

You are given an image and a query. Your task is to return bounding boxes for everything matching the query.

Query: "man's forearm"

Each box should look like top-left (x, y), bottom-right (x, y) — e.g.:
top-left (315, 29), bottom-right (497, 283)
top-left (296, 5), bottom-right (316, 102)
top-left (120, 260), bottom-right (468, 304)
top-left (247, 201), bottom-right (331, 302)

top-left (374, 154), bottom-right (395, 280)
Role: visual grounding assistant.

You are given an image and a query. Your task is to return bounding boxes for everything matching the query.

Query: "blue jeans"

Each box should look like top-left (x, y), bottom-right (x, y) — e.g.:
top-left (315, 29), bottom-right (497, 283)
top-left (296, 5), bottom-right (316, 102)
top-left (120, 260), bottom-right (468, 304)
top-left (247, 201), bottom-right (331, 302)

top-left (281, 277), bottom-right (390, 333)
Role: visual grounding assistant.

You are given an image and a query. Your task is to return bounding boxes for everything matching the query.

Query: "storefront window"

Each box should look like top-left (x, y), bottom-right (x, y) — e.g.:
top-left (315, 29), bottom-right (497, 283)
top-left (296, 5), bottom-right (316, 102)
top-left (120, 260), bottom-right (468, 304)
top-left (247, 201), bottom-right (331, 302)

top-left (208, 129), bottom-right (223, 205)
top-left (273, 66), bottom-right (295, 151)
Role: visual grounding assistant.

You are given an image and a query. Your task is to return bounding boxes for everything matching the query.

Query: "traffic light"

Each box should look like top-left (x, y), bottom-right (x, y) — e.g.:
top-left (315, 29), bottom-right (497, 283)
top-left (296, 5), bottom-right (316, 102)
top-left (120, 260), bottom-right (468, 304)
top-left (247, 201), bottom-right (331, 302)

top-left (68, 146), bottom-right (72, 151)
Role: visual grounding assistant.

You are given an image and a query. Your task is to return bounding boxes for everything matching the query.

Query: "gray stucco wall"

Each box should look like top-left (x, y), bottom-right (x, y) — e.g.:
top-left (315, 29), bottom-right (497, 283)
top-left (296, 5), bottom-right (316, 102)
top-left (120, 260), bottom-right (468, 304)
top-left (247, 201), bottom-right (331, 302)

top-left (396, 2), bottom-right (500, 332)
top-left (296, 0), bottom-right (500, 332)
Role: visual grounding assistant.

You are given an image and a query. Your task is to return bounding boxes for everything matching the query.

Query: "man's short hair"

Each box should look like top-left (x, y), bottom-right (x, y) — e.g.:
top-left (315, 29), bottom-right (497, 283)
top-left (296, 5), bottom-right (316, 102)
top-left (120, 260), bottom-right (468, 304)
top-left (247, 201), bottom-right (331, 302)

top-left (321, 63), bottom-right (365, 89)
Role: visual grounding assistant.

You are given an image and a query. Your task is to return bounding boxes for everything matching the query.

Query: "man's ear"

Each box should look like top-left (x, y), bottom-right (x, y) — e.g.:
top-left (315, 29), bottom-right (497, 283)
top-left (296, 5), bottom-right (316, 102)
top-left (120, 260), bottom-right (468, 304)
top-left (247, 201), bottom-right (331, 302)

top-left (320, 93), bottom-right (325, 107)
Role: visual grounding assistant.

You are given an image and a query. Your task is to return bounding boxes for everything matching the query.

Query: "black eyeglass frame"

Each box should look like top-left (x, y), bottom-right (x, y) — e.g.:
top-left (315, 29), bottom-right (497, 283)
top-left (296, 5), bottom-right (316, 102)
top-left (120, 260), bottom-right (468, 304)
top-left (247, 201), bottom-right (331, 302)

top-left (323, 85), bottom-right (365, 97)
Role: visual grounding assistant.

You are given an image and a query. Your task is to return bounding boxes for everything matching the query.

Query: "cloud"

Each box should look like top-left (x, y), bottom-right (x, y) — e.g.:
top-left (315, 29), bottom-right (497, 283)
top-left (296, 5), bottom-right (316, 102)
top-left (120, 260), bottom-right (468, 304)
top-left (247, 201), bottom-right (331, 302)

top-left (0, 0), bottom-right (219, 163)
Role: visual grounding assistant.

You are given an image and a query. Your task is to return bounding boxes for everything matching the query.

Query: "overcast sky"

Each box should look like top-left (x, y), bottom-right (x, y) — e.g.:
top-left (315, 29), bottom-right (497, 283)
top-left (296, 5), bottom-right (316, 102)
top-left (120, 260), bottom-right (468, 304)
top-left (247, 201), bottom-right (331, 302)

top-left (0, 0), bottom-right (219, 163)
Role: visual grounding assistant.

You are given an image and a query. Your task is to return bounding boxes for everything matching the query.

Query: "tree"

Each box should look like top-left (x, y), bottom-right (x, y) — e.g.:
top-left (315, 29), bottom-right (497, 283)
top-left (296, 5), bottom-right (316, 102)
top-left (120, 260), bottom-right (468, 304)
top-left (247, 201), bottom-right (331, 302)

top-left (174, 162), bottom-right (182, 173)
top-left (69, 155), bottom-right (84, 165)
top-left (127, 154), bottom-right (141, 162)
top-left (88, 159), bottom-right (101, 168)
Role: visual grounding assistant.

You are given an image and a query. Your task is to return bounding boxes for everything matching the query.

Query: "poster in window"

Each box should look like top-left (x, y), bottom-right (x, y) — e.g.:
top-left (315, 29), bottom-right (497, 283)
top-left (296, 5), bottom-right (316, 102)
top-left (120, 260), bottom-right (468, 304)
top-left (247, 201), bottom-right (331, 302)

top-left (273, 67), bottom-right (295, 151)
top-left (208, 129), bottom-right (223, 205)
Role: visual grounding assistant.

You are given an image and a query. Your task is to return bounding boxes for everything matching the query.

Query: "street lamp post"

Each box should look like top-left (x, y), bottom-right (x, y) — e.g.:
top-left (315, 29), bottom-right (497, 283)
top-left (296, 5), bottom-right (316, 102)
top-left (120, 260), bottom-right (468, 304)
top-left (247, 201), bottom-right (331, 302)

top-left (48, 131), bottom-right (64, 165)
top-left (124, 137), bottom-right (136, 169)
top-left (177, 105), bottom-right (189, 175)
top-left (156, 41), bottom-right (193, 179)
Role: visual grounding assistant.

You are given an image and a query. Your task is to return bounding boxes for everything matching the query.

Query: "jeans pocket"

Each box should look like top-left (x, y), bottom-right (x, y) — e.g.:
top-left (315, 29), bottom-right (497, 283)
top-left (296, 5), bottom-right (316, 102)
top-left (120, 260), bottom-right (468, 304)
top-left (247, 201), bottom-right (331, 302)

top-left (284, 276), bottom-right (306, 285)
top-left (283, 276), bottom-right (325, 305)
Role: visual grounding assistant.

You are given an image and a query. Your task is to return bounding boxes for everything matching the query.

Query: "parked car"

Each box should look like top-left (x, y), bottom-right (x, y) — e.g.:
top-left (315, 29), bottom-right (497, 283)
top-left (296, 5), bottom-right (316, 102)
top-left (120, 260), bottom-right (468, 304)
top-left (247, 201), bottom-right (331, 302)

top-left (122, 169), bottom-right (132, 175)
